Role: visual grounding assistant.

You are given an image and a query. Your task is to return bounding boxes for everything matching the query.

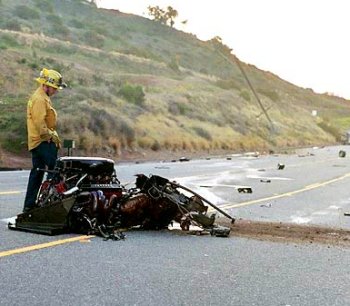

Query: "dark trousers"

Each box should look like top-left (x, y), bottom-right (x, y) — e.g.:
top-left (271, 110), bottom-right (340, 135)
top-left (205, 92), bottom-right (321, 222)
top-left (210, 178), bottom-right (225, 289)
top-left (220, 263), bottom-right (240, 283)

top-left (23, 142), bottom-right (58, 211)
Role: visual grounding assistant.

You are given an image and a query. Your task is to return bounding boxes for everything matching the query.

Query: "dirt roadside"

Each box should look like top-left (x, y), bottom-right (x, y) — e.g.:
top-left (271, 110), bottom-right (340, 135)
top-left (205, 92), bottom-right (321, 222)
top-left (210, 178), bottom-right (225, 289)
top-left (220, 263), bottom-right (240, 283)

top-left (217, 219), bottom-right (350, 247)
top-left (0, 148), bottom-right (238, 170)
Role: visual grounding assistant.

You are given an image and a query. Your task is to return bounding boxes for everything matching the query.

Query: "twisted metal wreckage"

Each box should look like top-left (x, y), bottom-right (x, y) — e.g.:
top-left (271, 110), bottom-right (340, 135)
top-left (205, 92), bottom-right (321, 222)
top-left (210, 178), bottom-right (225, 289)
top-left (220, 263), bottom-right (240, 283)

top-left (9, 157), bottom-right (234, 239)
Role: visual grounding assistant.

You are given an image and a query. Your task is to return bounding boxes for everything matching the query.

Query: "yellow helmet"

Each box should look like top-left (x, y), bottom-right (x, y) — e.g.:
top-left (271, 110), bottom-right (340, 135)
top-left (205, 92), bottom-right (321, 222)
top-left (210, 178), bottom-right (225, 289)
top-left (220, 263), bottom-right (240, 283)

top-left (36, 68), bottom-right (67, 89)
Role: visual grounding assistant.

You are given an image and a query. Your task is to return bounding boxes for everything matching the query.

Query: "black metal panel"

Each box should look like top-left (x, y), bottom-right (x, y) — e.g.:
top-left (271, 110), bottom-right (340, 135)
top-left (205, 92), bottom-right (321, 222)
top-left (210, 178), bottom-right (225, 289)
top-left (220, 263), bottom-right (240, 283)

top-left (9, 197), bottom-right (76, 236)
top-left (56, 156), bottom-right (115, 176)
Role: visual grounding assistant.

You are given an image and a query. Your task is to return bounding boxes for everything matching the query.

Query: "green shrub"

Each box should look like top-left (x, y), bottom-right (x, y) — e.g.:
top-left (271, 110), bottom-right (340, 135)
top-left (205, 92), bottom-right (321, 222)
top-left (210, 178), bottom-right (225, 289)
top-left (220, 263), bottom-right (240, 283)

top-left (34, 0), bottom-right (53, 12)
top-left (192, 126), bottom-right (212, 140)
top-left (151, 140), bottom-right (161, 151)
top-left (215, 78), bottom-right (240, 90)
top-left (119, 119), bottom-right (135, 142)
top-left (29, 62), bottom-right (39, 69)
top-left (46, 14), bottom-right (63, 25)
top-left (83, 30), bottom-right (104, 48)
top-left (17, 58), bottom-right (26, 64)
top-left (168, 102), bottom-right (188, 115)
top-left (4, 19), bottom-right (21, 31)
top-left (0, 33), bottom-right (19, 48)
top-left (257, 89), bottom-right (279, 102)
top-left (45, 42), bottom-right (78, 56)
top-left (54, 24), bottom-right (70, 38)
top-left (2, 135), bottom-right (26, 153)
top-left (70, 18), bottom-right (84, 29)
top-left (14, 5), bottom-right (40, 20)
top-left (167, 57), bottom-right (180, 72)
top-left (240, 90), bottom-right (251, 101)
top-left (118, 84), bottom-right (145, 106)
top-left (317, 121), bottom-right (342, 141)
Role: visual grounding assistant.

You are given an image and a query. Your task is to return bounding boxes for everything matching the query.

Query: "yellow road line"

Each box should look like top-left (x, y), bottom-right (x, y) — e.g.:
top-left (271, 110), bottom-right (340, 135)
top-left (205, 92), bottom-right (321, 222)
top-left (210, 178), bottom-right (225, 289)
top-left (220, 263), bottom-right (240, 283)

top-left (211, 172), bottom-right (350, 211)
top-left (0, 191), bottom-right (21, 195)
top-left (0, 235), bottom-right (95, 258)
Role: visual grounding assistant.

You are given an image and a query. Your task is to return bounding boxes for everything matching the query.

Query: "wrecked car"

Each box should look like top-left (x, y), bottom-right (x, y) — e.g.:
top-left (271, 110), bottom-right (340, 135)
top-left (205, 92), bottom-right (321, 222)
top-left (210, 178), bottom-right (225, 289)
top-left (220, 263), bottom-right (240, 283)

top-left (8, 156), bottom-right (234, 239)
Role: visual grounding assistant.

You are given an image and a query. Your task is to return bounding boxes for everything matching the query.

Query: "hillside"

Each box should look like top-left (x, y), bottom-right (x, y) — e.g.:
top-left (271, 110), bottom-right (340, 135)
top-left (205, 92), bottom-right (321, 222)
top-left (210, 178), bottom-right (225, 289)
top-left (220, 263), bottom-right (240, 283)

top-left (1, 0), bottom-right (350, 165)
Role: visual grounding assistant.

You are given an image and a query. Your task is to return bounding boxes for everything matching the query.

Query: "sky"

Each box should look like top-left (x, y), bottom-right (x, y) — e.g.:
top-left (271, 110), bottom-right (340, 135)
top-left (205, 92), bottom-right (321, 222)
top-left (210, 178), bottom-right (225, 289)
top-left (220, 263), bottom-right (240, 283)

top-left (97, 0), bottom-right (350, 99)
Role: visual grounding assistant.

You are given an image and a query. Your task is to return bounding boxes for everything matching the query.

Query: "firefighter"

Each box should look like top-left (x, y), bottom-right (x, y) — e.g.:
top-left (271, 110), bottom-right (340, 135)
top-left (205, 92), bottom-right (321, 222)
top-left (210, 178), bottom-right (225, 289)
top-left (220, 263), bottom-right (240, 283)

top-left (23, 68), bottom-right (67, 213)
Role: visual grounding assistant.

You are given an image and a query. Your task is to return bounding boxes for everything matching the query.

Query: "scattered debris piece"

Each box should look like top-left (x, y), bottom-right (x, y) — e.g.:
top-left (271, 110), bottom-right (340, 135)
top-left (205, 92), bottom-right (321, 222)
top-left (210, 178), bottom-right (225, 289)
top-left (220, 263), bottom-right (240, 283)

top-left (226, 157), bottom-right (232, 160)
top-left (260, 179), bottom-right (271, 183)
top-left (277, 163), bottom-right (285, 170)
top-left (237, 187), bottom-right (253, 193)
top-left (339, 150), bottom-right (346, 158)
top-left (258, 169), bottom-right (266, 172)
top-left (260, 203), bottom-right (272, 208)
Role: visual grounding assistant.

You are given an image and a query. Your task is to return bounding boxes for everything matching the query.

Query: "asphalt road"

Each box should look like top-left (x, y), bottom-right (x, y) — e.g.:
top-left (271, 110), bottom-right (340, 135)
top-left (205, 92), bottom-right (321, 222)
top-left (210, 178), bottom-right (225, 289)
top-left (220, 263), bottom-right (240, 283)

top-left (1, 146), bottom-right (350, 305)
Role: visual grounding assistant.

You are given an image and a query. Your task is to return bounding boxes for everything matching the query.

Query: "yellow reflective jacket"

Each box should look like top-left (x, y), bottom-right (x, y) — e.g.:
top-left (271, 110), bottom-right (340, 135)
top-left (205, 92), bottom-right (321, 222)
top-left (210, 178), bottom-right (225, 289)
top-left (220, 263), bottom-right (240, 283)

top-left (27, 86), bottom-right (61, 151)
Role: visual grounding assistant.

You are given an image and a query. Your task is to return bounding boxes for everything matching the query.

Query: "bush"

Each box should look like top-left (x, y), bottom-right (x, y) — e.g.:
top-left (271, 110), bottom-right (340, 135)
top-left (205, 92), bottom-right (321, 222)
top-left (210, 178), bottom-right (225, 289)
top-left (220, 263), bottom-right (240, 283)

top-left (4, 19), bottom-right (21, 31)
top-left (34, 0), bottom-right (53, 12)
top-left (257, 89), bottom-right (279, 102)
top-left (45, 42), bottom-right (78, 56)
top-left (192, 126), bottom-right (212, 140)
top-left (168, 102), bottom-right (188, 115)
top-left (56, 24), bottom-right (70, 38)
top-left (14, 5), bottom-right (40, 20)
top-left (46, 14), bottom-right (70, 38)
top-left (83, 30), bottom-right (105, 48)
top-left (151, 140), bottom-right (161, 151)
top-left (215, 78), bottom-right (240, 90)
top-left (70, 18), bottom-right (84, 29)
top-left (118, 84), bottom-right (145, 106)
top-left (239, 90), bottom-right (251, 101)
top-left (167, 57), bottom-right (180, 72)
top-left (317, 121), bottom-right (342, 141)
top-left (0, 33), bottom-right (19, 48)
top-left (46, 14), bottom-right (63, 26)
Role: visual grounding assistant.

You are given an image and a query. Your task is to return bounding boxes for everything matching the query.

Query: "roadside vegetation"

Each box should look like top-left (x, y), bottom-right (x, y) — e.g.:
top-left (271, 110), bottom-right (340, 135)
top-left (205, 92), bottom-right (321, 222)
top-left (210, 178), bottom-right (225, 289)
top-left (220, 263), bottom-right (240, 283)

top-left (0, 0), bottom-right (350, 164)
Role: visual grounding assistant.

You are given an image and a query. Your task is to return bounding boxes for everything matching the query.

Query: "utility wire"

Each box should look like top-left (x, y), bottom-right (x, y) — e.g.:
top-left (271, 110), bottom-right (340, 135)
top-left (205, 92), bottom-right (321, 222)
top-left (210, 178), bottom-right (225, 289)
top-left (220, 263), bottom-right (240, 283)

top-left (214, 48), bottom-right (275, 131)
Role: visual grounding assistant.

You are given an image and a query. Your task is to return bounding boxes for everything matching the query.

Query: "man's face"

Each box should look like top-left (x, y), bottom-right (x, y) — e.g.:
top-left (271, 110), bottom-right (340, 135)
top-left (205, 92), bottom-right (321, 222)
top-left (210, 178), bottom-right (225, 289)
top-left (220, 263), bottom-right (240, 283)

top-left (47, 86), bottom-right (58, 97)
top-left (43, 85), bottom-right (58, 97)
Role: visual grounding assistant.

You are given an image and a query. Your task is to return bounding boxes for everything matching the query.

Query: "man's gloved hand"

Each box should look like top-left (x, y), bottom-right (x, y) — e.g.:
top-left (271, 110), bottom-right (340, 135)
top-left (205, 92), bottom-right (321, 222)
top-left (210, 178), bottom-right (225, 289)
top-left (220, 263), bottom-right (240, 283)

top-left (49, 130), bottom-right (61, 148)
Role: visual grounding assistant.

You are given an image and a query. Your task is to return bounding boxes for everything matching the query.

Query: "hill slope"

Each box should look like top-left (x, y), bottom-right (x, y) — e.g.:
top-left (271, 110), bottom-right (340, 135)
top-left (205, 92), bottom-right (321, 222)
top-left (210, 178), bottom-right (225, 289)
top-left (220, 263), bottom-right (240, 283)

top-left (1, 0), bottom-right (350, 164)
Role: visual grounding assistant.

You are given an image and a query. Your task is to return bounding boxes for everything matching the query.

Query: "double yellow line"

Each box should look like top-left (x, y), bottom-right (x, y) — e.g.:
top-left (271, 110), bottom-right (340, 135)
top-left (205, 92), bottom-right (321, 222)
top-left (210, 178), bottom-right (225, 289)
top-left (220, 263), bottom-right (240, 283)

top-left (211, 172), bottom-right (350, 211)
top-left (0, 235), bottom-right (95, 258)
top-left (0, 191), bottom-right (21, 195)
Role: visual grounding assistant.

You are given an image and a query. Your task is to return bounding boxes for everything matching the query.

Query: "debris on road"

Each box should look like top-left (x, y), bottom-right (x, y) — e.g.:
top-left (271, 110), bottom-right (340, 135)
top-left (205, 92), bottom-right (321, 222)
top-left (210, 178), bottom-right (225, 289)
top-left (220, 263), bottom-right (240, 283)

top-left (260, 179), bottom-right (271, 183)
top-left (198, 184), bottom-right (252, 193)
top-left (237, 187), bottom-right (253, 193)
top-left (179, 156), bottom-right (190, 162)
top-left (339, 150), bottom-right (346, 158)
top-left (277, 163), bottom-right (285, 170)
top-left (260, 203), bottom-right (272, 208)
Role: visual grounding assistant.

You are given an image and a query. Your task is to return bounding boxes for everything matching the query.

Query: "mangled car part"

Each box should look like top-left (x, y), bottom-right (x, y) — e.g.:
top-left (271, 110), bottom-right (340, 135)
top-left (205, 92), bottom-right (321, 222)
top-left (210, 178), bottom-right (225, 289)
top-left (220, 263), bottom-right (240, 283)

top-left (9, 157), bottom-right (234, 239)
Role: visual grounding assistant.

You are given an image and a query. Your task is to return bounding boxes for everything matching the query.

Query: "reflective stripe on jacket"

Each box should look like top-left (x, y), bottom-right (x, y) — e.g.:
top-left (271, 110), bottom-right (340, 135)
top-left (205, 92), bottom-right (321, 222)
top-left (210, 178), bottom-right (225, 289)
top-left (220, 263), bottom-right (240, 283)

top-left (27, 86), bottom-right (61, 151)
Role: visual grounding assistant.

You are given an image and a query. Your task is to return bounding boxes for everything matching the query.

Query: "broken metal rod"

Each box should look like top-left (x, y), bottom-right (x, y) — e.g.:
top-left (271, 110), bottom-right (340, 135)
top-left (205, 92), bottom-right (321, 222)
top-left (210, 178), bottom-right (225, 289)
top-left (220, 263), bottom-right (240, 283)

top-left (170, 181), bottom-right (235, 222)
